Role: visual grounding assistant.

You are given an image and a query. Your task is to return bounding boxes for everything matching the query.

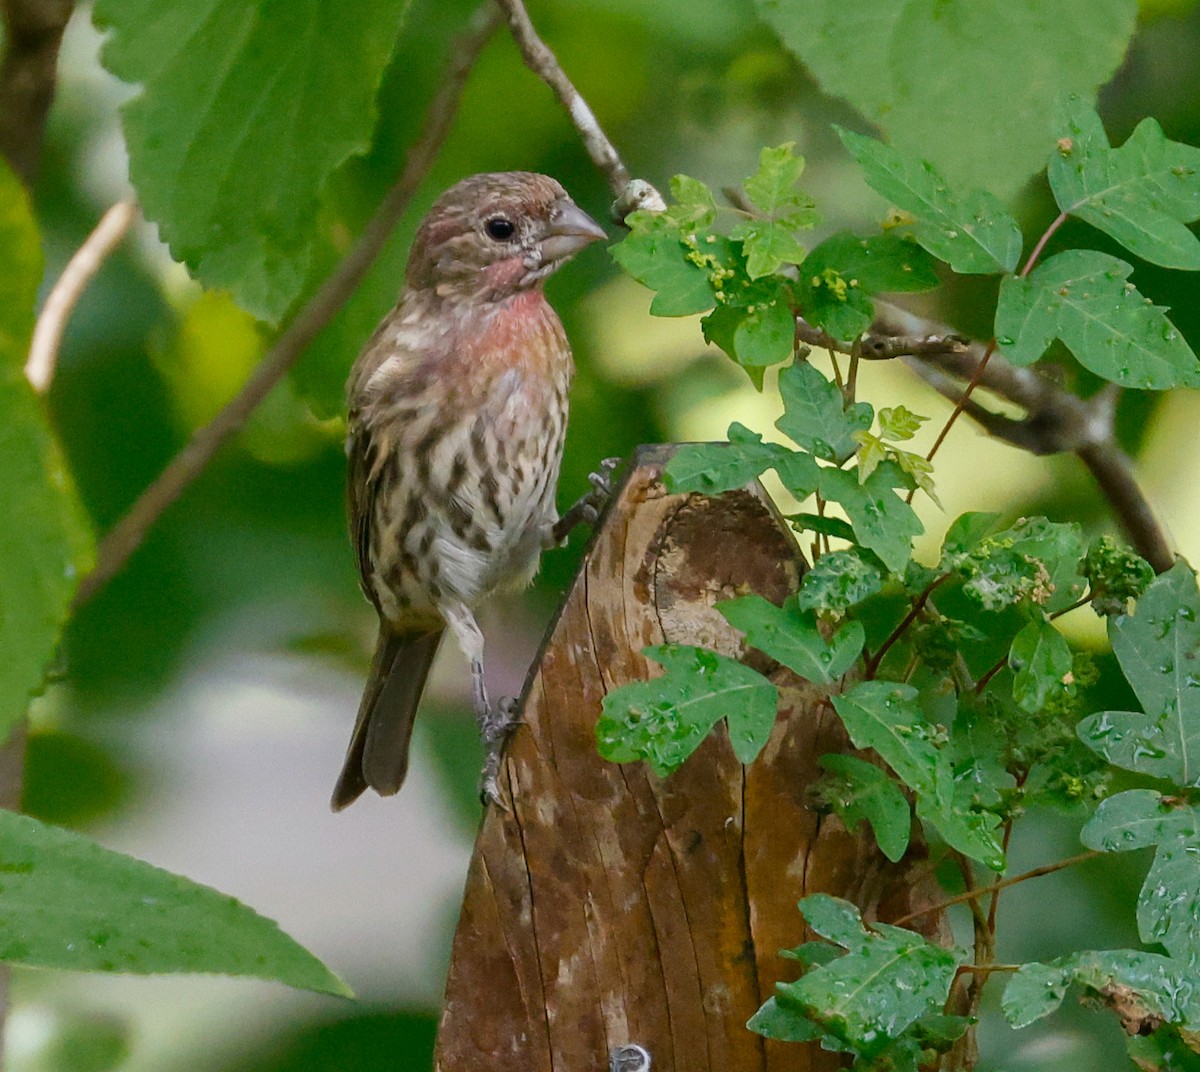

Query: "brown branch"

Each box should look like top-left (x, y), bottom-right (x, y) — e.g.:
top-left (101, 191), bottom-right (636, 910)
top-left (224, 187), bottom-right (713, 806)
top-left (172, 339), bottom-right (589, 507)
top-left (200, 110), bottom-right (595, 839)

top-left (71, 2), bottom-right (503, 609)
top-left (26, 199), bottom-right (138, 392)
top-left (0, 0), bottom-right (73, 184)
top-left (891, 850), bottom-right (1102, 927)
top-left (493, 0), bottom-right (664, 220)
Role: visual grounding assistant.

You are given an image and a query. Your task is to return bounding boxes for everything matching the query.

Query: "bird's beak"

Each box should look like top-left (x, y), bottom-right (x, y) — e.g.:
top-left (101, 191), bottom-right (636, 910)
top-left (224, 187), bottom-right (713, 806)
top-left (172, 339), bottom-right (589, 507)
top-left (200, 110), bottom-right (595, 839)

top-left (539, 199), bottom-right (607, 263)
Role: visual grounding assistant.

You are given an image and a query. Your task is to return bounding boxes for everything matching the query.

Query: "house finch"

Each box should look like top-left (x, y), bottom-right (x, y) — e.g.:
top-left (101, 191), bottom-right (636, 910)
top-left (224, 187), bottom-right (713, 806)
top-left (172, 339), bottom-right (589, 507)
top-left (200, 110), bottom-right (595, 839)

top-left (332, 172), bottom-right (607, 811)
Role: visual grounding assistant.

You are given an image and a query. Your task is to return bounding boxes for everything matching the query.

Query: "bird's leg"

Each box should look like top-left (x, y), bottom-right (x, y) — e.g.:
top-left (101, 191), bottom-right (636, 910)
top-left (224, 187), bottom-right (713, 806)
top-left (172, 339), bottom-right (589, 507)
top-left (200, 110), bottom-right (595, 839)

top-left (441, 600), bottom-right (518, 805)
top-left (550, 456), bottom-right (622, 544)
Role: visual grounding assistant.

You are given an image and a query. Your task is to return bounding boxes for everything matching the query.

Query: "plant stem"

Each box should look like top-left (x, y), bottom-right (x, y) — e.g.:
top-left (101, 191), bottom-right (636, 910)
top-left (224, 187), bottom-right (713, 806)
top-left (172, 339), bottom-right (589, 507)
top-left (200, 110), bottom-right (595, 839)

top-left (892, 849), bottom-right (1103, 926)
top-left (1020, 210), bottom-right (1069, 279)
top-left (864, 573), bottom-right (951, 677)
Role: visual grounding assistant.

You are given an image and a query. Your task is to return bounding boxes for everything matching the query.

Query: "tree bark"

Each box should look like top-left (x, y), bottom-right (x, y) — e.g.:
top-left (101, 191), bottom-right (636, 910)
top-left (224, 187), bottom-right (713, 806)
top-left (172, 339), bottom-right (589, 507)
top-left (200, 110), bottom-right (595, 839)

top-left (435, 445), bottom-right (949, 1072)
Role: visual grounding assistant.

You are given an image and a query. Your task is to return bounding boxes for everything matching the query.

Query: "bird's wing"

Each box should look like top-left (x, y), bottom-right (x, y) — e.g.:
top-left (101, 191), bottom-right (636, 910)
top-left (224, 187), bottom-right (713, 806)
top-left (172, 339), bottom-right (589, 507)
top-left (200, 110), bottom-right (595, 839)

top-left (346, 411), bottom-right (382, 612)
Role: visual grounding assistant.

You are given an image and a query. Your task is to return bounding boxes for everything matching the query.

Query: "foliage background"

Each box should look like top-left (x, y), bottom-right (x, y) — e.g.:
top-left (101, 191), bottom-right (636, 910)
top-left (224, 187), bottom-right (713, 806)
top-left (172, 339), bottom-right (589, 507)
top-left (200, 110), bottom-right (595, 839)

top-left (14, 0), bottom-right (1200, 1068)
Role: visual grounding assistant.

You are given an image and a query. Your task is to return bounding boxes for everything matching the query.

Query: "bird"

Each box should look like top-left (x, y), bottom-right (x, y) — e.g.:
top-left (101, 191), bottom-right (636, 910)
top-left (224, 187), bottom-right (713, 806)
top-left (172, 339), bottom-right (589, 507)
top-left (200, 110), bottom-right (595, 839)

top-left (332, 171), bottom-right (608, 811)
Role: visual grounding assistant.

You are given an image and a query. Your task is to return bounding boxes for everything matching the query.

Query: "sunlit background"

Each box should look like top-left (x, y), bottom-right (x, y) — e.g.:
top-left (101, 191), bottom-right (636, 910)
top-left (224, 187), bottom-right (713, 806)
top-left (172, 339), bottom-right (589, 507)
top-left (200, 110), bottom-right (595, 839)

top-left (19, 0), bottom-right (1200, 1068)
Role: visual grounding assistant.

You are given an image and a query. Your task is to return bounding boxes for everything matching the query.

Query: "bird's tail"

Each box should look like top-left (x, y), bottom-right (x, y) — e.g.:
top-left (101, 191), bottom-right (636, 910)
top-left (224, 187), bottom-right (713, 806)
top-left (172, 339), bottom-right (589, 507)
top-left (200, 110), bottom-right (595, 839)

top-left (331, 627), bottom-right (444, 811)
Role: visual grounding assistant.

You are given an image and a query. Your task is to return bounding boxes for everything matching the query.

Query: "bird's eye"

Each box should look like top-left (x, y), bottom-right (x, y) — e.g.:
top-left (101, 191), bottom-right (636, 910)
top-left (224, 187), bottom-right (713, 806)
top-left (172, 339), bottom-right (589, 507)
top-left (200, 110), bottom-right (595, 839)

top-left (484, 217), bottom-right (516, 241)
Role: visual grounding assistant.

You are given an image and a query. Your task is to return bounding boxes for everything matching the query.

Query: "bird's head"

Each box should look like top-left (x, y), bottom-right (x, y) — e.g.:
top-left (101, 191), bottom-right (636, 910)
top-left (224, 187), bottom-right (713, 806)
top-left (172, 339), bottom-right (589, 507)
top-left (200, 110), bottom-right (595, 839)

top-left (405, 172), bottom-right (606, 302)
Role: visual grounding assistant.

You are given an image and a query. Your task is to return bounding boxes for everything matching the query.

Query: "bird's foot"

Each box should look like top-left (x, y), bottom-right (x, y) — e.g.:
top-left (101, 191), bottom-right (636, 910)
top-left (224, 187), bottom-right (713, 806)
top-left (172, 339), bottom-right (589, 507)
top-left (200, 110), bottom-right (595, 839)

top-left (552, 457), bottom-right (622, 544)
top-left (478, 696), bottom-right (522, 806)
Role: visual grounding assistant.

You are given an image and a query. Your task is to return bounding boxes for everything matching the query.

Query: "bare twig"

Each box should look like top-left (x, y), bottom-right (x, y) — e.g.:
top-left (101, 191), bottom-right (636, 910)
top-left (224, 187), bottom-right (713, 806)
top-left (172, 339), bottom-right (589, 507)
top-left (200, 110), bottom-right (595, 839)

top-left (72, 2), bottom-right (503, 609)
top-left (891, 850), bottom-right (1102, 927)
top-left (493, 0), bottom-right (664, 220)
top-left (26, 199), bottom-right (138, 393)
top-left (0, 0), bottom-right (74, 184)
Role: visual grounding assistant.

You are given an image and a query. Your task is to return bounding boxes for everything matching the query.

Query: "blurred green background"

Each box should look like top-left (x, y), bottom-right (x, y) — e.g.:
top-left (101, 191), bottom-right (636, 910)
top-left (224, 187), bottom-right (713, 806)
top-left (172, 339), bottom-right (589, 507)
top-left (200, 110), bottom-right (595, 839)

top-left (15, 0), bottom-right (1200, 1068)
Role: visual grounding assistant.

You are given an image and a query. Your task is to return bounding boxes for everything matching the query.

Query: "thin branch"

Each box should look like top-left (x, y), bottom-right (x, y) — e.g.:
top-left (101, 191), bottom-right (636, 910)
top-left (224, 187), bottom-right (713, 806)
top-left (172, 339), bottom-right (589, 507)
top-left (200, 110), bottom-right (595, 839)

top-left (891, 850), bottom-right (1102, 927)
top-left (0, 0), bottom-right (74, 184)
top-left (493, 0), bottom-right (664, 219)
top-left (26, 199), bottom-right (138, 393)
top-left (71, 2), bottom-right (503, 610)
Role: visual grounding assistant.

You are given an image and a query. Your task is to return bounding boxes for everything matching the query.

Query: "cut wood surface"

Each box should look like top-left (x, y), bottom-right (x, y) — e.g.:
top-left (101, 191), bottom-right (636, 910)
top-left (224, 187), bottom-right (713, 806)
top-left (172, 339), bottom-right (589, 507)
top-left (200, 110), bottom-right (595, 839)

top-left (435, 444), bottom-right (949, 1072)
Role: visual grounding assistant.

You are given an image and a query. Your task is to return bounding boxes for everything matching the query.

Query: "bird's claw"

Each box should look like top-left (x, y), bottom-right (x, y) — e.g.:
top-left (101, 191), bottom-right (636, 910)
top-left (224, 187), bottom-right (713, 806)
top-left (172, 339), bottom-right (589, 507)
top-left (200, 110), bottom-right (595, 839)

top-left (478, 696), bottom-right (522, 807)
top-left (552, 456), bottom-right (623, 543)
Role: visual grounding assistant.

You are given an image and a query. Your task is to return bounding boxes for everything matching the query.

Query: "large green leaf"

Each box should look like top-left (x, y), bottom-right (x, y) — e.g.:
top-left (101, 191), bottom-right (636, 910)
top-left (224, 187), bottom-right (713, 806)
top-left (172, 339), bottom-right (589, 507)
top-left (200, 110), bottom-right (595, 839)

top-left (776, 359), bottom-right (873, 464)
top-left (818, 463), bottom-right (923, 575)
top-left (759, 0), bottom-right (1137, 199)
top-left (1050, 99), bottom-right (1200, 270)
top-left (718, 594), bottom-right (864, 684)
top-left (995, 250), bottom-right (1200, 389)
top-left (837, 130), bottom-right (1022, 274)
top-left (664, 423), bottom-right (820, 498)
top-left (1078, 563), bottom-right (1200, 787)
top-left (0, 163), bottom-right (93, 739)
top-left (597, 645), bottom-right (778, 776)
top-left (0, 810), bottom-right (349, 994)
top-left (93, 0), bottom-right (410, 321)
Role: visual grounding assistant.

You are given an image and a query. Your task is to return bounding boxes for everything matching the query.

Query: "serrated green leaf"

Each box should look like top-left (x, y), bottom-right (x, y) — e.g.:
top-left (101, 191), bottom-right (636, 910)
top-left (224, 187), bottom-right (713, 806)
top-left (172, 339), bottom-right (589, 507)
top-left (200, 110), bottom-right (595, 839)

top-left (775, 894), bottom-right (962, 1055)
top-left (741, 143), bottom-right (815, 220)
top-left (758, 0), bottom-right (1136, 200)
top-left (1003, 950), bottom-right (1200, 1030)
top-left (664, 423), bottom-right (820, 498)
top-left (819, 463), bottom-right (923, 574)
top-left (597, 644), bottom-right (777, 776)
top-left (610, 217), bottom-right (717, 316)
top-left (837, 129), bottom-right (1022, 274)
top-left (777, 359), bottom-right (873, 464)
top-left (1081, 791), bottom-right (1200, 967)
top-left (1077, 562), bottom-right (1200, 787)
top-left (833, 683), bottom-right (941, 796)
top-left (940, 512), bottom-right (1000, 563)
top-left (1051, 99), bottom-right (1200, 270)
top-left (960, 517), bottom-right (1085, 614)
top-left (732, 219), bottom-right (809, 280)
top-left (667, 173), bottom-right (719, 230)
top-left (819, 754), bottom-right (912, 862)
top-left (796, 549), bottom-right (885, 614)
top-left (996, 250), bottom-right (1199, 389)
top-left (789, 513), bottom-right (857, 543)
top-left (878, 405), bottom-right (929, 441)
top-left (718, 594), bottom-right (864, 683)
top-left (916, 792), bottom-right (1006, 871)
top-left (0, 162), bottom-right (94, 740)
top-left (93, 0), bottom-right (410, 321)
top-left (0, 811), bottom-right (348, 995)
top-left (1010, 617), bottom-right (1074, 712)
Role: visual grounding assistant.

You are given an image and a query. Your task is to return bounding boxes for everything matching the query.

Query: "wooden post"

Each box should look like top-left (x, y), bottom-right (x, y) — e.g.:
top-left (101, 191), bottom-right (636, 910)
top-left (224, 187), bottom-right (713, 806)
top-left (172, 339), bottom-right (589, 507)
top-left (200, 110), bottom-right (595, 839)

top-left (435, 445), bottom-right (948, 1072)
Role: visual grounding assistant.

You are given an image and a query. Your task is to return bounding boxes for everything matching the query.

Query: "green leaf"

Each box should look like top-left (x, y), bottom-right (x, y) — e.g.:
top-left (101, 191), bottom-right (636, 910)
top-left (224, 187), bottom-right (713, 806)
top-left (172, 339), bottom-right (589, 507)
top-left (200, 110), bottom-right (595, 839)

top-left (1050, 99), bottom-right (1200, 270)
top-left (819, 754), bottom-right (911, 862)
top-left (1003, 950), bottom-right (1200, 1030)
top-left (0, 162), bottom-right (94, 740)
top-left (1081, 791), bottom-right (1200, 968)
top-left (610, 215), bottom-right (717, 316)
top-left (747, 996), bottom-right (823, 1042)
top-left (597, 644), bottom-right (777, 776)
top-left (666, 173), bottom-right (719, 230)
top-left (718, 594), bottom-right (864, 683)
top-left (733, 295), bottom-right (796, 366)
top-left (0, 811), bottom-right (348, 994)
top-left (797, 232), bottom-right (938, 340)
top-left (959, 517), bottom-right (1085, 614)
top-left (819, 463), bottom-right (923, 574)
top-left (940, 512), bottom-right (1000, 563)
top-left (1009, 617), bottom-right (1074, 712)
top-left (834, 682), bottom-right (1004, 868)
top-left (837, 129), bottom-right (1022, 274)
top-left (732, 218), bottom-right (809, 281)
top-left (777, 359), bottom-right (873, 464)
top-left (93, 0), bottom-right (410, 321)
top-left (878, 405), bottom-right (929, 442)
top-left (774, 894), bottom-right (962, 1055)
top-left (995, 250), bottom-right (1199, 389)
top-left (664, 423), bottom-right (819, 497)
top-left (758, 0), bottom-right (1137, 200)
top-left (1077, 563), bottom-right (1200, 787)
top-left (795, 549), bottom-right (884, 614)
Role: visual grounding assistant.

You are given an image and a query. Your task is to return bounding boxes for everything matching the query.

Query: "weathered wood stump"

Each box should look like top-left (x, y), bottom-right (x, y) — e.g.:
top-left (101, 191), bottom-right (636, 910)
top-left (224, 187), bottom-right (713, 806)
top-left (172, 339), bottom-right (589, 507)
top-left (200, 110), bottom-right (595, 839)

top-left (435, 445), bottom-right (947, 1072)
